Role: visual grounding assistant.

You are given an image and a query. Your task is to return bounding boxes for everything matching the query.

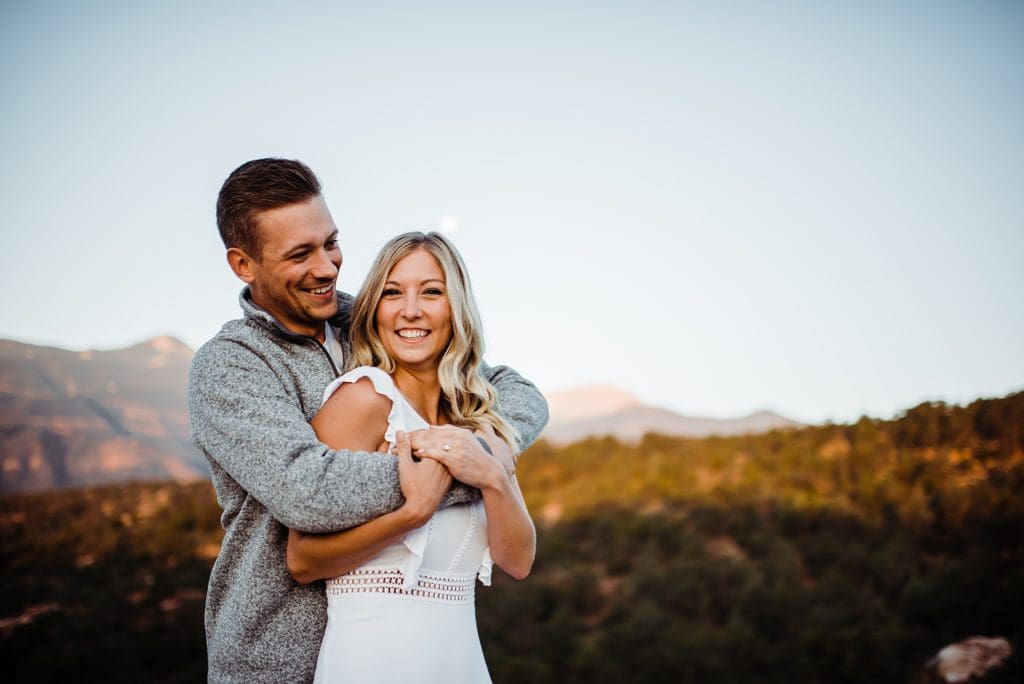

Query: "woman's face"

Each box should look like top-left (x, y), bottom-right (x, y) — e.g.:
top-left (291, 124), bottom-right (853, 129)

top-left (375, 247), bottom-right (453, 374)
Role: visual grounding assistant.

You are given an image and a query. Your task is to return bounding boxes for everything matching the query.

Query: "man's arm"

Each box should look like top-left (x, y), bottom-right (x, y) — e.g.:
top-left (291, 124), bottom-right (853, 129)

top-left (189, 339), bottom-right (412, 534)
top-left (481, 362), bottom-right (549, 452)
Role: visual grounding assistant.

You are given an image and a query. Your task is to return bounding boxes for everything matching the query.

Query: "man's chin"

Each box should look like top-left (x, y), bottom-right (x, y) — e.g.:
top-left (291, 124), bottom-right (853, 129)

top-left (299, 291), bottom-right (339, 318)
top-left (315, 300), bottom-right (340, 320)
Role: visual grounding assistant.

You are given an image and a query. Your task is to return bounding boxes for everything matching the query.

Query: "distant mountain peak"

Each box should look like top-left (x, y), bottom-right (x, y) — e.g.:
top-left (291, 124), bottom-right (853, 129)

top-left (547, 385), bottom-right (645, 423)
top-left (543, 383), bottom-right (802, 443)
top-left (132, 335), bottom-right (193, 354)
top-left (146, 337), bottom-right (191, 370)
top-left (152, 335), bottom-right (185, 349)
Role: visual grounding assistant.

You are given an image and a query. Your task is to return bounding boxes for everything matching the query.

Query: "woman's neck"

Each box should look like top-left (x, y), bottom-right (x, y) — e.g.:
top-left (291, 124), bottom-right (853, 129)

top-left (391, 366), bottom-right (445, 425)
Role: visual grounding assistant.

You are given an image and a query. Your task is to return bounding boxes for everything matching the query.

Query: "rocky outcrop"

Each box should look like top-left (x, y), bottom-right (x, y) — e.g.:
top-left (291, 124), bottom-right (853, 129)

top-left (916, 636), bottom-right (1013, 683)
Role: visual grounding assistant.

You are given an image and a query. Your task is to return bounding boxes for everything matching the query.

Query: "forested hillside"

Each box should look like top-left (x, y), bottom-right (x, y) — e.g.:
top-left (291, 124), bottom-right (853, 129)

top-left (2, 392), bottom-right (1021, 682)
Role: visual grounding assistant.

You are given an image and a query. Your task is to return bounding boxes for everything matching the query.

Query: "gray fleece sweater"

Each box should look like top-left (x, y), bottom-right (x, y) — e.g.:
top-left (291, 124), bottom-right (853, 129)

top-left (188, 288), bottom-right (548, 683)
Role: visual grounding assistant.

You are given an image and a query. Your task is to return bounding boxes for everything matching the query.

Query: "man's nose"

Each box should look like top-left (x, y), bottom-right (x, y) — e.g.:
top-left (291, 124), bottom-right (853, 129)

top-left (311, 248), bottom-right (339, 279)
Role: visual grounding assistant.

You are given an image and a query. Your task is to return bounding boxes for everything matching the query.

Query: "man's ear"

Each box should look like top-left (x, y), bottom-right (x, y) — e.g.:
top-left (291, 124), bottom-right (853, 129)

top-left (226, 247), bottom-right (257, 284)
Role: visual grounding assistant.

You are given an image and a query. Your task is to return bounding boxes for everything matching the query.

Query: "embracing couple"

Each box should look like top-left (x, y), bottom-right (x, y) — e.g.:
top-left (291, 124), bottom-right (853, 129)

top-left (188, 158), bottom-right (549, 683)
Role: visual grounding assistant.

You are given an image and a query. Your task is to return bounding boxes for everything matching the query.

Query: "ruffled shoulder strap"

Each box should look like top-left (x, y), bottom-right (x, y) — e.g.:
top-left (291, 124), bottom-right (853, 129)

top-left (322, 366), bottom-right (398, 404)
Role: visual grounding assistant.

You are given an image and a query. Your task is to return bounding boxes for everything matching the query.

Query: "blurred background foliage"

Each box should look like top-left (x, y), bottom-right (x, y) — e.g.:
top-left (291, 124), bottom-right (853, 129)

top-left (2, 392), bottom-right (1022, 682)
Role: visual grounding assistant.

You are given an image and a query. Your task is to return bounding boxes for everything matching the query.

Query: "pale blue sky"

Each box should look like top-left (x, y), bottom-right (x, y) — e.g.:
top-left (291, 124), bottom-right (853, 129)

top-left (1, 1), bottom-right (1022, 423)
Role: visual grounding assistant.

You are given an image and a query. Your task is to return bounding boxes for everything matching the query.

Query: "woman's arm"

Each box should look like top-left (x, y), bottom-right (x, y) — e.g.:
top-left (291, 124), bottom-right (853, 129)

top-left (287, 380), bottom-right (452, 584)
top-left (479, 465), bottom-right (535, 580)
top-left (412, 425), bottom-right (535, 580)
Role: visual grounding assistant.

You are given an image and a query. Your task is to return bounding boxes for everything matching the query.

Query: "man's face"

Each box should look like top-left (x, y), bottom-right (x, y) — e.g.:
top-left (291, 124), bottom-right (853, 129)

top-left (245, 195), bottom-right (343, 341)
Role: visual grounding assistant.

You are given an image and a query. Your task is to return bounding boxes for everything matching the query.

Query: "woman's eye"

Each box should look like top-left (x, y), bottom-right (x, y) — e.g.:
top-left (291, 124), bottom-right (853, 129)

top-left (424, 288), bottom-right (444, 296)
top-left (382, 288), bottom-right (401, 297)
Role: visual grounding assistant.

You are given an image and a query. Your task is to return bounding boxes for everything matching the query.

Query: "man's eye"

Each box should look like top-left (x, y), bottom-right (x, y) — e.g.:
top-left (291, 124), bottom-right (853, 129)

top-left (325, 239), bottom-right (339, 249)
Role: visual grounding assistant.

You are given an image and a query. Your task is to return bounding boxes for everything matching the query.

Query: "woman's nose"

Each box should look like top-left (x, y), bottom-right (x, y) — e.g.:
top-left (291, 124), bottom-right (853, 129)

top-left (401, 294), bottom-right (421, 318)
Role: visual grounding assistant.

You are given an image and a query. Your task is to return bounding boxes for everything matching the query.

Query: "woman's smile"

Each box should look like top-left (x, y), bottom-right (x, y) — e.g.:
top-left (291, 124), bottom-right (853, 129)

top-left (396, 328), bottom-right (430, 341)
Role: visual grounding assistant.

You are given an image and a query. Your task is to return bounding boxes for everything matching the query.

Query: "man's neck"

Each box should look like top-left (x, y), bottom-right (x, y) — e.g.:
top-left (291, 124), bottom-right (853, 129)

top-left (245, 288), bottom-right (326, 343)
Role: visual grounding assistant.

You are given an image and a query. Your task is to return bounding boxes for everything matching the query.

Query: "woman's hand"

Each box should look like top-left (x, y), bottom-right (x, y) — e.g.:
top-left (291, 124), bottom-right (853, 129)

top-left (395, 430), bottom-right (453, 526)
top-left (411, 425), bottom-right (535, 580)
top-left (409, 425), bottom-right (503, 491)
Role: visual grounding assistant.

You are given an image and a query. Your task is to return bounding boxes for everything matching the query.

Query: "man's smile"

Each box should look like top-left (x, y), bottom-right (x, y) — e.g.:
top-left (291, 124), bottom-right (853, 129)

top-left (303, 283), bottom-right (335, 296)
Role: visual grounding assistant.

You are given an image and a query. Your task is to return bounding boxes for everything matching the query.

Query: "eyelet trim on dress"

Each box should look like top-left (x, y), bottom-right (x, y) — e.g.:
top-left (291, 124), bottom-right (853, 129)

top-left (326, 567), bottom-right (476, 604)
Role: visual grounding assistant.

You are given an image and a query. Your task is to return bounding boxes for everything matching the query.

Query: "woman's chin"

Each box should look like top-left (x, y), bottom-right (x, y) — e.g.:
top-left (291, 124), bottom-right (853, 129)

top-left (391, 354), bottom-right (442, 374)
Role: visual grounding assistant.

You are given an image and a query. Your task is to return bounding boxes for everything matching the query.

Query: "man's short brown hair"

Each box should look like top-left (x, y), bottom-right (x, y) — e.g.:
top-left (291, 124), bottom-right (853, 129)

top-left (216, 158), bottom-right (322, 258)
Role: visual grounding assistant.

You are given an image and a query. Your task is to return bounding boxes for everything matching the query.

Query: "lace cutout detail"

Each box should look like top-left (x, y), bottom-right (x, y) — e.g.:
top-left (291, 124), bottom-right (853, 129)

top-left (447, 504), bottom-right (478, 573)
top-left (326, 567), bottom-right (476, 604)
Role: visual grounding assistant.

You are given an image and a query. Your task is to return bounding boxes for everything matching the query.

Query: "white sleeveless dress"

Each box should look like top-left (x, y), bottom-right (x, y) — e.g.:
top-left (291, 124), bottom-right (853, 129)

top-left (313, 366), bottom-right (493, 684)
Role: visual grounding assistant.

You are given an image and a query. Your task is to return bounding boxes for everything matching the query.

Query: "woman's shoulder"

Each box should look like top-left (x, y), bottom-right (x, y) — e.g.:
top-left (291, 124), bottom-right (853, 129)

top-left (312, 369), bottom-right (394, 450)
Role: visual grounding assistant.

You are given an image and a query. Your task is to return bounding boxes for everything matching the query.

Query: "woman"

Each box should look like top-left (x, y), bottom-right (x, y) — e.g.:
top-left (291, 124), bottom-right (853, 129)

top-left (286, 231), bottom-right (535, 683)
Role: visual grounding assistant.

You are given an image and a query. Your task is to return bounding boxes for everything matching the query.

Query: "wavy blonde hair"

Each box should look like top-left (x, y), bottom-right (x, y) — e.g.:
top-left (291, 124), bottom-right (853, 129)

top-left (348, 231), bottom-right (519, 451)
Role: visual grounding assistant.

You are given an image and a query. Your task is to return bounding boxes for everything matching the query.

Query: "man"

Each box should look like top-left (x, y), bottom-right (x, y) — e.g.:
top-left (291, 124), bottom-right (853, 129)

top-left (188, 158), bottom-right (548, 683)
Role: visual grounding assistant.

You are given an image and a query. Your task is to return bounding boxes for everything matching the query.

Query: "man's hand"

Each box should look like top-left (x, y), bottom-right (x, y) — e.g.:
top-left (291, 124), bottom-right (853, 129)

top-left (474, 422), bottom-right (516, 477)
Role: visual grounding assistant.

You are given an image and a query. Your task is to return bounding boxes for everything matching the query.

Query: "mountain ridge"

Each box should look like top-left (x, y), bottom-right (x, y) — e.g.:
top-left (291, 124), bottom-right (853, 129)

top-left (0, 336), bottom-right (206, 493)
top-left (543, 384), bottom-right (802, 443)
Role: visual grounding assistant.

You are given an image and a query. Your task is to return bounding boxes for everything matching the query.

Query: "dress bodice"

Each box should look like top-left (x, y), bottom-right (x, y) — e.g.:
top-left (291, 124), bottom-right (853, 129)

top-left (319, 366), bottom-right (491, 600)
